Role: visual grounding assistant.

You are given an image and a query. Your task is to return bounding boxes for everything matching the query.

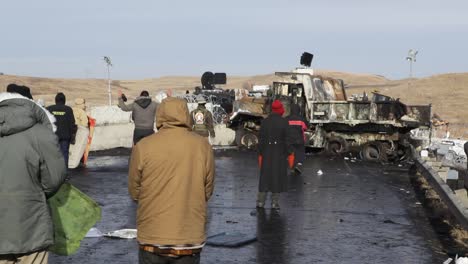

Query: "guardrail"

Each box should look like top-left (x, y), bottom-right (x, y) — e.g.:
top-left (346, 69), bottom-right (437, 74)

top-left (414, 156), bottom-right (468, 229)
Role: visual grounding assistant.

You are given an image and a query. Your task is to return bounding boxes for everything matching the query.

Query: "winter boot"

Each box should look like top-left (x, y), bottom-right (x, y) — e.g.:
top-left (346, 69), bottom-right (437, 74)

top-left (294, 163), bottom-right (303, 175)
top-left (256, 192), bottom-right (266, 208)
top-left (271, 193), bottom-right (280, 210)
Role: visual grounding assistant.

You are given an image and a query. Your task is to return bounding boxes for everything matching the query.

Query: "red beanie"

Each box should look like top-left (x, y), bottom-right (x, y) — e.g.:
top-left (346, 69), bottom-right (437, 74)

top-left (271, 100), bottom-right (284, 116)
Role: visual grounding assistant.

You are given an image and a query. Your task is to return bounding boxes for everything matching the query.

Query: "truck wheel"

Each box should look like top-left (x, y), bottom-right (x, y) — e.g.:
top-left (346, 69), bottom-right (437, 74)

top-left (326, 137), bottom-right (348, 155)
top-left (241, 132), bottom-right (259, 149)
top-left (360, 142), bottom-right (383, 162)
top-left (235, 129), bottom-right (258, 150)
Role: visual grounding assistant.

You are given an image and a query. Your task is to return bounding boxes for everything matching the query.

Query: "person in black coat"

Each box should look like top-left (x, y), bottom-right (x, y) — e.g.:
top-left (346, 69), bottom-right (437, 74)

top-left (257, 100), bottom-right (293, 209)
top-left (287, 104), bottom-right (307, 174)
top-left (47, 92), bottom-right (76, 166)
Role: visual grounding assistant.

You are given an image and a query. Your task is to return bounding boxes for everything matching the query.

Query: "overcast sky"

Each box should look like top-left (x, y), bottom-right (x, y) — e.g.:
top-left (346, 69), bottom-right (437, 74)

top-left (1, 0), bottom-right (467, 80)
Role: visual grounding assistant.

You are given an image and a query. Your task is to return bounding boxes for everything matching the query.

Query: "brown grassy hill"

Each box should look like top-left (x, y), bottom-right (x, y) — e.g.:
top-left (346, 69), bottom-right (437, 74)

top-left (1, 71), bottom-right (467, 137)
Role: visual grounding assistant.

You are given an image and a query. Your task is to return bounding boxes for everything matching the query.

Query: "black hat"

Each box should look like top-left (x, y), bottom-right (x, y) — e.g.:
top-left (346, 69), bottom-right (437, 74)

top-left (6, 84), bottom-right (33, 99)
top-left (55, 92), bottom-right (66, 104)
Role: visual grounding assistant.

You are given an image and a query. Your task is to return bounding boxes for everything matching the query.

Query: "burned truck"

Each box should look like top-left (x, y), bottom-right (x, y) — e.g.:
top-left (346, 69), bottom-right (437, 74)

top-left (228, 68), bottom-right (432, 162)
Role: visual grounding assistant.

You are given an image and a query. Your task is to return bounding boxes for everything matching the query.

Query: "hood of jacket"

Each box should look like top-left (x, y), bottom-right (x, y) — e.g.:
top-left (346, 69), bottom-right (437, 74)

top-left (0, 92), bottom-right (56, 137)
top-left (156, 97), bottom-right (190, 130)
top-left (135, 96), bottom-right (152, 109)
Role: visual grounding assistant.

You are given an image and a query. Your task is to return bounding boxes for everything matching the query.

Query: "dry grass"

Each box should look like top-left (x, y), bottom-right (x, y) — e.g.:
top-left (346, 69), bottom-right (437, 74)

top-left (1, 70), bottom-right (467, 138)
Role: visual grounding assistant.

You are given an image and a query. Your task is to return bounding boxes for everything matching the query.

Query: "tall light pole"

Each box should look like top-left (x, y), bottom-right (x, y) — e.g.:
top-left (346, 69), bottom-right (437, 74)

top-left (405, 49), bottom-right (418, 79)
top-left (103, 56), bottom-right (113, 106)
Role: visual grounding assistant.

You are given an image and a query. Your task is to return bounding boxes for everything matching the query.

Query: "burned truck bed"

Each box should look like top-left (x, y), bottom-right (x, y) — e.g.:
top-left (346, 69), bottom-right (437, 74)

top-left (228, 69), bottom-right (432, 162)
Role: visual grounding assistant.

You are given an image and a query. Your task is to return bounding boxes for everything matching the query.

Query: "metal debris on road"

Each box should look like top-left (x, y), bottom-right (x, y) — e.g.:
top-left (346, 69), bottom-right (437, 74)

top-left (85, 227), bottom-right (103, 238)
top-left (104, 229), bottom-right (137, 239)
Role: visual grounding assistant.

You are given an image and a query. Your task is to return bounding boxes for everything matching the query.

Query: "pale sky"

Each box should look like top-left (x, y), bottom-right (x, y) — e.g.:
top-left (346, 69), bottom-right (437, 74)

top-left (1, 0), bottom-right (467, 80)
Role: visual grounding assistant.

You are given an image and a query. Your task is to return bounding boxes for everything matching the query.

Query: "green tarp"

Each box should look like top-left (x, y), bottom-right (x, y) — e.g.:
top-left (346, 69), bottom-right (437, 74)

top-left (48, 183), bottom-right (101, 256)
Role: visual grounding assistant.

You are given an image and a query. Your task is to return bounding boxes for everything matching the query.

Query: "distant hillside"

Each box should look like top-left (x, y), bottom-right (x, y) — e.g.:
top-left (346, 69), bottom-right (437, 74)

top-left (1, 70), bottom-right (467, 137)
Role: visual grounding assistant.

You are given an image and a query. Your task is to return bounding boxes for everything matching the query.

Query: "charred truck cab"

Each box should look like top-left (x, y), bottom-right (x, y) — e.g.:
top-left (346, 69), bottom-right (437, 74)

top-left (228, 58), bottom-right (431, 162)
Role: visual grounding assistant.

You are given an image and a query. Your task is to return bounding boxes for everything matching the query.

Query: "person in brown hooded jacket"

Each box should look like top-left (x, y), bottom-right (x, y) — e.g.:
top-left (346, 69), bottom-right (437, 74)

top-left (128, 97), bottom-right (215, 264)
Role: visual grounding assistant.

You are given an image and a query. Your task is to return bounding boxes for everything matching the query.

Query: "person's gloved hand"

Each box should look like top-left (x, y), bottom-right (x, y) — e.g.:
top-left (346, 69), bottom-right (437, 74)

top-left (118, 89), bottom-right (127, 102)
top-left (287, 153), bottom-right (295, 169)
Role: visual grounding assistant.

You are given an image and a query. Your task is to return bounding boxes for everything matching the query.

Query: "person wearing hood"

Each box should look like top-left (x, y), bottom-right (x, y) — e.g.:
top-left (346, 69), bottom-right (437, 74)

top-left (257, 100), bottom-right (293, 210)
top-left (0, 89), bottom-right (67, 263)
top-left (118, 90), bottom-right (158, 145)
top-left (72, 98), bottom-right (88, 128)
top-left (287, 104), bottom-right (307, 175)
top-left (128, 97), bottom-right (215, 264)
top-left (47, 92), bottom-right (77, 166)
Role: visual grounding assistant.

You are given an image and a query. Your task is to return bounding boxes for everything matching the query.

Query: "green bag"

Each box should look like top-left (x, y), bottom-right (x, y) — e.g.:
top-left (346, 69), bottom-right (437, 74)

top-left (47, 183), bottom-right (102, 256)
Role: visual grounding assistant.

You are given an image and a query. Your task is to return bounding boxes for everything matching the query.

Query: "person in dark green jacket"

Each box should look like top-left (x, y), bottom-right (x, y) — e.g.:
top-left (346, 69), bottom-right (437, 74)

top-left (0, 90), bottom-right (67, 263)
top-left (190, 95), bottom-right (216, 139)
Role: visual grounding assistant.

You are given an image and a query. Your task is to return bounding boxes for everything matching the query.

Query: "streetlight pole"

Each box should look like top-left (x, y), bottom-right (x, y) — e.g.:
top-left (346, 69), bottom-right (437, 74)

top-left (103, 56), bottom-right (113, 106)
top-left (406, 49), bottom-right (418, 79)
top-left (405, 49), bottom-right (418, 89)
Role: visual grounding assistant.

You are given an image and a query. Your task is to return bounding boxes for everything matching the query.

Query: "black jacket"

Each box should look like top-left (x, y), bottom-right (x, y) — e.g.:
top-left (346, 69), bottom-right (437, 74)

top-left (47, 103), bottom-right (76, 140)
top-left (287, 104), bottom-right (307, 145)
top-left (258, 113), bottom-right (292, 193)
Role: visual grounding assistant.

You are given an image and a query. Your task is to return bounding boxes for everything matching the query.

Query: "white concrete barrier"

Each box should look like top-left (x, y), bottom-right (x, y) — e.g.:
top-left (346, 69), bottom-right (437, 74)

top-left (90, 106), bottom-right (132, 126)
top-left (88, 105), bottom-right (235, 151)
top-left (90, 123), bottom-right (134, 151)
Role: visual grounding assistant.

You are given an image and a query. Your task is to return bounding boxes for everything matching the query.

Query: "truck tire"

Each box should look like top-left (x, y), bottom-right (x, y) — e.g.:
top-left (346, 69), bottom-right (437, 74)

top-left (326, 136), bottom-right (348, 155)
top-left (360, 142), bottom-right (383, 162)
top-left (235, 129), bottom-right (258, 150)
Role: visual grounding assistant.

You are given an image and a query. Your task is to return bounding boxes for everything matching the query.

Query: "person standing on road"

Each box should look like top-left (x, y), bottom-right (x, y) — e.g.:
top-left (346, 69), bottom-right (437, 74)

top-left (118, 90), bottom-right (157, 145)
top-left (128, 97), bottom-right (215, 264)
top-left (72, 98), bottom-right (88, 128)
top-left (190, 95), bottom-right (215, 139)
top-left (47, 92), bottom-right (76, 166)
top-left (287, 104), bottom-right (307, 175)
top-left (0, 90), bottom-right (67, 264)
top-left (257, 100), bottom-right (293, 209)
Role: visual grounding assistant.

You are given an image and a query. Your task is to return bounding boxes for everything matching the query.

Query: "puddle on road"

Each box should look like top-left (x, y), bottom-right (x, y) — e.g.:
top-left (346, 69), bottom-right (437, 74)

top-left (85, 156), bottom-right (129, 169)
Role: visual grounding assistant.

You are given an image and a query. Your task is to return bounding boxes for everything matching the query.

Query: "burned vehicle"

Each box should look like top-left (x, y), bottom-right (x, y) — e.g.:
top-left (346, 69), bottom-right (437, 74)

top-left (228, 68), bottom-right (431, 162)
top-left (193, 71), bottom-right (235, 114)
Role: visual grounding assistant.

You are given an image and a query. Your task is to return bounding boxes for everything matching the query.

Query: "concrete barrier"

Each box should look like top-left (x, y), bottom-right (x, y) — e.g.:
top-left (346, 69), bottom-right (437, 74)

top-left (415, 156), bottom-right (468, 229)
top-left (88, 105), bottom-right (235, 151)
top-left (90, 123), bottom-right (134, 151)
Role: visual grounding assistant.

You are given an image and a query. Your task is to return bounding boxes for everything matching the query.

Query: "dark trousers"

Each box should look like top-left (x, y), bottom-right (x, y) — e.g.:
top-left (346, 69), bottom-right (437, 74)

top-left (133, 128), bottom-right (155, 145)
top-left (292, 144), bottom-right (305, 165)
top-left (139, 249), bottom-right (200, 264)
top-left (59, 139), bottom-right (70, 166)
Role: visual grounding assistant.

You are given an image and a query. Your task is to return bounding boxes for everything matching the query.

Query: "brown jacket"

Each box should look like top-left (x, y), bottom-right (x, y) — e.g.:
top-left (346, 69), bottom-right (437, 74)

top-left (128, 97), bottom-right (215, 246)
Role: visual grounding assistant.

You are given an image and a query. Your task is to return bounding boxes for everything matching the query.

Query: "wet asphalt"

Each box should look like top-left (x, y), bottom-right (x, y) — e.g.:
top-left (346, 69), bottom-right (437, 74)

top-left (50, 150), bottom-right (447, 264)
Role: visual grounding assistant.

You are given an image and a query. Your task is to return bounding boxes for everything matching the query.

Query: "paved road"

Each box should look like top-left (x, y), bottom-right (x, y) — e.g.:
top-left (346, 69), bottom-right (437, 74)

top-left (50, 150), bottom-right (446, 264)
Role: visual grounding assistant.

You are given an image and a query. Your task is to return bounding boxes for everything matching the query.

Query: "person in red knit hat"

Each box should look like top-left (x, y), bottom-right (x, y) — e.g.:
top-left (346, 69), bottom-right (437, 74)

top-left (257, 99), bottom-right (294, 209)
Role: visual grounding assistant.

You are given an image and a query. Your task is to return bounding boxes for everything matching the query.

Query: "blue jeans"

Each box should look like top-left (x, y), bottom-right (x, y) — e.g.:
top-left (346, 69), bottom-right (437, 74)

top-left (59, 139), bottom-right (70, 166)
